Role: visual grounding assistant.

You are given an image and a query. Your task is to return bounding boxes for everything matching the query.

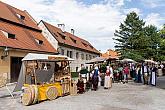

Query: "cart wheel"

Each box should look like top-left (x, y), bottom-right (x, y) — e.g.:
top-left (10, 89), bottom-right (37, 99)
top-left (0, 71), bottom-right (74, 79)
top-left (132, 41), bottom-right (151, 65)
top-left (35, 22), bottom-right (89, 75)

top-left (22, 87), bottom-right (32, 106)
top-left (46, 86), bottom-right (58, 100)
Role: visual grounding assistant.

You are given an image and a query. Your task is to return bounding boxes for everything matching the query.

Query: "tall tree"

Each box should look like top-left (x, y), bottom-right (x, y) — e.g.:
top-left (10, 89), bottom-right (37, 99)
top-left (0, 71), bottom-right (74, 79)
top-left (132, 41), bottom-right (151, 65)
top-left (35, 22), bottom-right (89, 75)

top-left (114, 12), bottom-right (145, 59)
top-left (159, 24), bottom-right (165, 60)
top-left (143, 25), bottom-right (160, 60)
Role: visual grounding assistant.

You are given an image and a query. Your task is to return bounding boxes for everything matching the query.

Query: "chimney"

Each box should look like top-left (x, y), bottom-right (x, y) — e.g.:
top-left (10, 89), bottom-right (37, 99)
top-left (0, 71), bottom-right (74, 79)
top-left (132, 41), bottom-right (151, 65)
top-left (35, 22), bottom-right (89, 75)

top-left (71, 29), bottom-right (75, 35)
top-left (57, 24), bottom-right (65, 32)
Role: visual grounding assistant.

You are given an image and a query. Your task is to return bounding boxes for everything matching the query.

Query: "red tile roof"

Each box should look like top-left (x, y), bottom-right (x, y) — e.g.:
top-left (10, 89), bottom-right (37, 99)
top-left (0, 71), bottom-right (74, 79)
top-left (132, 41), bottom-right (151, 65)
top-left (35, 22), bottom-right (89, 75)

top-left (42, 21), bottom-right (100, 54)
top-left (102, 49), bottom-right (119, 59)
top-left (0, 1), bottom-right (56, 53)
top-left (0, 1), bottom-right (40, 31)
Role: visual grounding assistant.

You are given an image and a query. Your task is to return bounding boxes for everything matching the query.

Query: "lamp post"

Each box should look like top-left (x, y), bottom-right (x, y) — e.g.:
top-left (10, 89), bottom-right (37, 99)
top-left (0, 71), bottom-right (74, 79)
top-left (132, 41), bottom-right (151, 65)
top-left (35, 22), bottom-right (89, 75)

top-left (1, 47), bottom-right (9, 59)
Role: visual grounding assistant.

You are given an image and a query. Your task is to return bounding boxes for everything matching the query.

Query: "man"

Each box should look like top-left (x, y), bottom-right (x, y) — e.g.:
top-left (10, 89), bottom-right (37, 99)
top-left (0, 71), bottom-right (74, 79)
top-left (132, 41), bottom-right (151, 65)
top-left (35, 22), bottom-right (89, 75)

top-left (150, 64), bottom-right (157, 86)
top-left (141, 63), bottom-right (149, 85)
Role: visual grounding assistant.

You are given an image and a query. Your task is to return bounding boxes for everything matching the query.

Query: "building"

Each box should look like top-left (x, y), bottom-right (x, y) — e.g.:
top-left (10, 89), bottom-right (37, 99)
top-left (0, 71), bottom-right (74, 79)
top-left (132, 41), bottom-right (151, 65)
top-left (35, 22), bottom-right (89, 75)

top-left (101, 49), bottom-right (119, 59)
top-left (0, 1), bottom-right (56, 82)
top-left (38, 20), bottom-right (100, 72)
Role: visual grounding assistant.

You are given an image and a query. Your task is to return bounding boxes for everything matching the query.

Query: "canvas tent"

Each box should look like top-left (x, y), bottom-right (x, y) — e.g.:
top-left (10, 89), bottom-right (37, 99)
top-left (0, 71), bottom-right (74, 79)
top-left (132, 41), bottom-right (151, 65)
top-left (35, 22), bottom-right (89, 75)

top-left (13, 53), bottom-right (74, 92)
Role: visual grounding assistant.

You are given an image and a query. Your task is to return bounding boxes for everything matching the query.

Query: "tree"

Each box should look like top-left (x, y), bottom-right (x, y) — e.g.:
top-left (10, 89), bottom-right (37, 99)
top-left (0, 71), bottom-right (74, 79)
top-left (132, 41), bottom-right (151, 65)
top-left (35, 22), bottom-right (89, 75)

top-left (143, 25), bottom-right (160, 60)
top-left (114, 11), bottom-right (145, 60)
top-left (158, 24), bottom-right (165, 61)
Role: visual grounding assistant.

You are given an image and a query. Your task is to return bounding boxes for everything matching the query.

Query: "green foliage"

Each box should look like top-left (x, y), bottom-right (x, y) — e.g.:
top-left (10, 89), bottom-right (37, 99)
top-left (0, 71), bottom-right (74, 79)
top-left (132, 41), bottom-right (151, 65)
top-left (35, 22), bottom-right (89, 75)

top-left (100, 63), bottom-right (106, 73)
top-left (114, 11), bottom-right (164, 61)
top-left (80, 68), bottom-right (88, 74)
top-left (71, 72), bottom-right (79, 78)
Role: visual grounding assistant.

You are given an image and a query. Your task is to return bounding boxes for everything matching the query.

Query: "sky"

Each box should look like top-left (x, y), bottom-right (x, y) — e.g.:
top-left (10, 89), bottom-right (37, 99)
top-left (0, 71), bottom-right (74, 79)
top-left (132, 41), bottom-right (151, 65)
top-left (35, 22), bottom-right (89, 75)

top-left (2, 0), bottom-right (165, 52)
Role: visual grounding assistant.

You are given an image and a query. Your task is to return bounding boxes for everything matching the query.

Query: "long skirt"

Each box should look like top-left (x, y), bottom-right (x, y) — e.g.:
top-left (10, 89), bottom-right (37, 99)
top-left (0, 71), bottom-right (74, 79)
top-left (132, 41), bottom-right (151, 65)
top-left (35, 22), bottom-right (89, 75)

top-left (92, 76), bottom-right (98, 91)
top-left (150, 72), bottom-right (156, 86)
top-left (104, 76), bottom-right (110, 88)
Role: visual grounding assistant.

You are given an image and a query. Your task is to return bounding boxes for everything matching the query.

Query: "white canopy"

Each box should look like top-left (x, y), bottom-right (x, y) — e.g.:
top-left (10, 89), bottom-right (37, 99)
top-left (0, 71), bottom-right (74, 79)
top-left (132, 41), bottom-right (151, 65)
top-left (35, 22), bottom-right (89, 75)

top-left (144, 60), bottom-right (156, 64)
top-left (22, 53), bottom-right (74, 61)
top-left (121, 58), bottom-right (136, 63)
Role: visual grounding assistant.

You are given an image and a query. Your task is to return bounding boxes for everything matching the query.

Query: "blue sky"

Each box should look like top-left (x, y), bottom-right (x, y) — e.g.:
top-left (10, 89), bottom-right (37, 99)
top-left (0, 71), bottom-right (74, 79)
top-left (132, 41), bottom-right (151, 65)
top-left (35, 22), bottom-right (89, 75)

top-left (3, 0), bottom-right (165, 52)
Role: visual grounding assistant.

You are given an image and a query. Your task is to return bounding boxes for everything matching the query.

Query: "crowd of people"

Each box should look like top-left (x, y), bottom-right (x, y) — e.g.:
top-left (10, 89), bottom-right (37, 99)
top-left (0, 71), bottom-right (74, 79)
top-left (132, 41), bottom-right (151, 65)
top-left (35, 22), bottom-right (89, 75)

top-left (76, 62), bottom-right (165, 94)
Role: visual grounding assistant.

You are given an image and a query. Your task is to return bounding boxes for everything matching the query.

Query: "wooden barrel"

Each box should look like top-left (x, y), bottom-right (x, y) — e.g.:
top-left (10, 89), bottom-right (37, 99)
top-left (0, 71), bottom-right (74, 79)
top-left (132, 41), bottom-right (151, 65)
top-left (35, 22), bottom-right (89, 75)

top-left (22, 86), bottom-right (32, 106)
top-left (46, 86), bottom-right (58, 100)
top-left (32, 85), bottom-right (38, 104)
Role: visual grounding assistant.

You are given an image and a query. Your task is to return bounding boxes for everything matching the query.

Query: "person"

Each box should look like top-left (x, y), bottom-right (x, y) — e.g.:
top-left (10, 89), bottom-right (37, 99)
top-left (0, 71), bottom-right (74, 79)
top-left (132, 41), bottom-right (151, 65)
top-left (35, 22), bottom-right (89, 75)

top-left (104, 65), bottom-right (113, 88)
top-left (141, 63), bottom-right (150, 85)
top-left (77, 75), bottom-right (85, 94)
top-left (123, 64), bottom-right (129, 84)
top-left (136, 64), bottom-right (142, 83)
top-left (118, 64), bottom-right (123, 83)
top-left (150, 64), bottom-right (157, 86)
top-left (104, 66), bottom-right (111, 89)
top-left (91, 65), bottom-right (100, 91)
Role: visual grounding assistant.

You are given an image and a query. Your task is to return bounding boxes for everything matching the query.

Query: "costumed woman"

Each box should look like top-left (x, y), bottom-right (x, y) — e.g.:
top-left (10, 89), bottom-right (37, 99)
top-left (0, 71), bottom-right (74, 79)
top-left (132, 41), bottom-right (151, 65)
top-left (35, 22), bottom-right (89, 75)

top-left (104, 65), bottom-right (113, 89)
top-left (92, 65), bottom-right (100, 91)
top-left (136, 64), bottom-right (142, 83)
top-left (77, 75), bottom-right (85, 94)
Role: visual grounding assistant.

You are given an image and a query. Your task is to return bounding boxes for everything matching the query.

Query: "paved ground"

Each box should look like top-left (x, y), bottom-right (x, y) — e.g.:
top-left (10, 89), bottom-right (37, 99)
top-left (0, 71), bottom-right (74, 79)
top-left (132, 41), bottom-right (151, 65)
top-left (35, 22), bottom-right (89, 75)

top-left (156, 76), bottom-right (165, 89)
top-left (0, 80), bottom-right (165, 110)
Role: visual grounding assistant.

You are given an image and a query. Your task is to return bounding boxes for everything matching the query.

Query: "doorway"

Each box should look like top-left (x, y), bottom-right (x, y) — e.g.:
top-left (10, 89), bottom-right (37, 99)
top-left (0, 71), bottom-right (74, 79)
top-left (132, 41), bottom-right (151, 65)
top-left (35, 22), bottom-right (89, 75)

top-left (10, 57), bottom-right (23, 82)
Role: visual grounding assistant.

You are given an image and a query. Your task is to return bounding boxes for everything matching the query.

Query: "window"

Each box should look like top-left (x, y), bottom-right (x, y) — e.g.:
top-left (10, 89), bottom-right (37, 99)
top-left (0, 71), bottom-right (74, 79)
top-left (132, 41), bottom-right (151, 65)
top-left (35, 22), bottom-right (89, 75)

top-left (67, 50), bottom-right (70, 57)
top-left (35, 39), bottom-right (43, 45)
top-left (81, 53), bottom-right (84, 60)
top-left (61, 49), bottom-right (64, 55)
top-left (17, 14), bottom-right (25, 20)
top-left (89, 45), bottom-right (94, 49)
top-left (70, 37), bottom-right (76, 43)
top-left (1, 30), bottom-right (16, 39)
top-left (70, 51), bottom-right (73, 58)
top-left (8, 33), bottom-right (16, 39)
top-left (86, 54), bottom-right (88, 60)
top-left (57, 32), bottom-right (66, 40)
top-left (82, 42), bottom-right (88, 47)
top-left (76, 52), bottom-right (79, 59)
top-left (89, 55), bottom-right (92, 60)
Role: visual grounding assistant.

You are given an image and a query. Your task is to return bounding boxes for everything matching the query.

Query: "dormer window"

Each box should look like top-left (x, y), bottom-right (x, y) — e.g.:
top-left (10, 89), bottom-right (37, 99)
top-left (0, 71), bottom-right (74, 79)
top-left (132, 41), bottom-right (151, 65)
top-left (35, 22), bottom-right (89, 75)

top-left (82, 42), bottom-right (88, 47)
top-left (70, 37), bottom-right (76, 43)
top-left (16, 14), bottom-right (25, 20)
top-left (89, 45), bottom-right (94, 49)
top-left (57, 32), bottom-right (66, 40)
top-left (35, 39), bottom-right (43, 45)
top-left (1, 30), bottom-right (16, 39)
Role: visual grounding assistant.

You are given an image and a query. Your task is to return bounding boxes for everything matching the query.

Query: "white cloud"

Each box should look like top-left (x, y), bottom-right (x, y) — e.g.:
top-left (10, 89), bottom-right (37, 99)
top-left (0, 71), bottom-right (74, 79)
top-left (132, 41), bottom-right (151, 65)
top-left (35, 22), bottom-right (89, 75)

top-left (145, 13), bottom-right (164, 28)
top-left (3, 0), bottom-right (126, 51)
top-left (2, 0), bottom-right (164, 52)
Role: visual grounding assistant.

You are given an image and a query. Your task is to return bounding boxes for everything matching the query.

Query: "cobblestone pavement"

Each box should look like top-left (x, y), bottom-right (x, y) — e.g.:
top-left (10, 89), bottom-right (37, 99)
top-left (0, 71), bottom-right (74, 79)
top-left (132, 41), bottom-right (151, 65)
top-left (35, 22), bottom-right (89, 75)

top-left (0, 82), bottom-right (165, 110)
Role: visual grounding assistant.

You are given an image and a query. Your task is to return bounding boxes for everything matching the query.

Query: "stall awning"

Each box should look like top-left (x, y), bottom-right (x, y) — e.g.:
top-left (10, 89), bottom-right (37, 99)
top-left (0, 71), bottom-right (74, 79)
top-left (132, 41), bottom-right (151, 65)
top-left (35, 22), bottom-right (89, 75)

top-left (22, 53), bottom-right (74, 61)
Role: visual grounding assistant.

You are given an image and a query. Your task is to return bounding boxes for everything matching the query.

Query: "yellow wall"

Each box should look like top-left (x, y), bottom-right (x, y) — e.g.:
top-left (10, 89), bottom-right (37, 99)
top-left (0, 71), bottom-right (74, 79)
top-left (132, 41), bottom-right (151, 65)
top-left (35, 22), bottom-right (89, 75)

top-left (0, 49), bottom-right (28, 81)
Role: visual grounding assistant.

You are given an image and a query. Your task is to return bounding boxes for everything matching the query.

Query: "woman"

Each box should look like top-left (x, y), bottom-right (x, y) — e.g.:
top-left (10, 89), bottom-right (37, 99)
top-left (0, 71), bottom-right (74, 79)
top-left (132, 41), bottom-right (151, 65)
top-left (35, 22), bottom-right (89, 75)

top-left (92, 66), bottom-right (100, 91)
top-left (136, 64), bottom-right (142, 83)
top-left (123, 64), bottom-right (129, 84)
top-left (104, 66), bottom-right (111, 89)
top-left (77, 75), bottom-right (85, 94)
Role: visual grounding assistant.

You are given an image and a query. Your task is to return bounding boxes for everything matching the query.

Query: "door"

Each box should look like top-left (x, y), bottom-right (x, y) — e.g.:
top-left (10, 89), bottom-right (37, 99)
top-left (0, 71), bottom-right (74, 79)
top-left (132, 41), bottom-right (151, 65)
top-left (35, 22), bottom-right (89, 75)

top-left (10, 57), bottom-right (23, 82)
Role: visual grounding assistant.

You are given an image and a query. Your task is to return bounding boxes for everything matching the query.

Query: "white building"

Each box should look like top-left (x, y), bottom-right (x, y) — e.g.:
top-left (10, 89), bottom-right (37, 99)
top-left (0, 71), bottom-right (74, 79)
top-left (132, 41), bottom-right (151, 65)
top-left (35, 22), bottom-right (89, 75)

top-left (38, 20), bottom-right (100, 72)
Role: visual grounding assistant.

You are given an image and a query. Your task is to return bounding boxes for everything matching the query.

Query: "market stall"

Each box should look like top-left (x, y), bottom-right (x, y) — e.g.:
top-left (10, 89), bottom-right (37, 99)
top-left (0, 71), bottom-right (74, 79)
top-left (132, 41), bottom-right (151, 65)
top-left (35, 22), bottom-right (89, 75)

top-left (13, 53), bottom-right (74, 105)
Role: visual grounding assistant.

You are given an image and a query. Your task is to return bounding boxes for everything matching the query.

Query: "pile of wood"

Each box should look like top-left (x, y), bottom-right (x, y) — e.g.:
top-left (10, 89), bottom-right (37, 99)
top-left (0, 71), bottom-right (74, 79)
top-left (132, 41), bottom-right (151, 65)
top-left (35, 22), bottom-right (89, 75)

top-left (22, 85), bottom-right (38, 106)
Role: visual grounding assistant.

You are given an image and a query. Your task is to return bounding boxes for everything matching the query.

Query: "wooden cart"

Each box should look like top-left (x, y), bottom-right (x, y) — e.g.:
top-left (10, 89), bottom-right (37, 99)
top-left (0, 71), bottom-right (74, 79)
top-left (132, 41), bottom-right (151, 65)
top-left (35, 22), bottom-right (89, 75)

top-left (15, 53), bottom-right (74, 105)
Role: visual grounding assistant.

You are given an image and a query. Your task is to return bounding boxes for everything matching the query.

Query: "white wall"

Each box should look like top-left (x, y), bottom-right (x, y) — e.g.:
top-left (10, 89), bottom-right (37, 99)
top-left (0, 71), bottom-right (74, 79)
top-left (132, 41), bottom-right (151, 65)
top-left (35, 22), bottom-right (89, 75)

top-left (38, 21), bottom-right (99, 72)
top-left (38, 22), bottom-right (58, 50)
top-left (59, 46), bottom-right (99, 72)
